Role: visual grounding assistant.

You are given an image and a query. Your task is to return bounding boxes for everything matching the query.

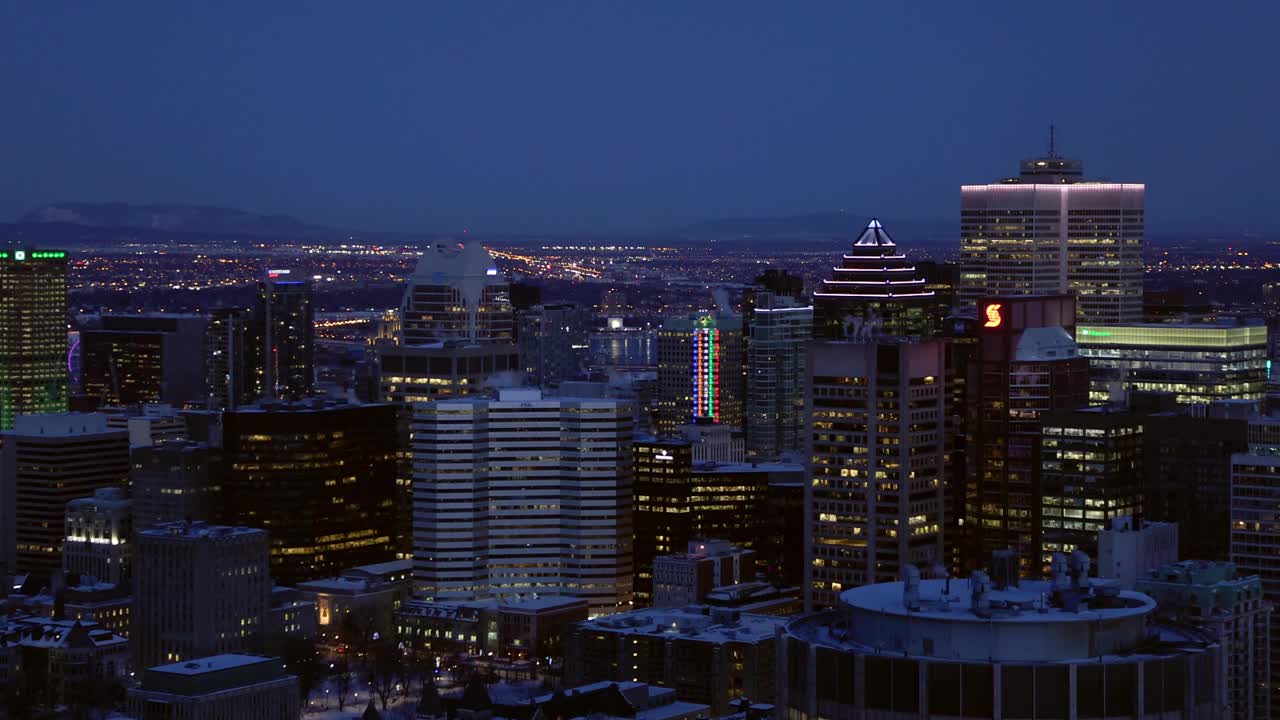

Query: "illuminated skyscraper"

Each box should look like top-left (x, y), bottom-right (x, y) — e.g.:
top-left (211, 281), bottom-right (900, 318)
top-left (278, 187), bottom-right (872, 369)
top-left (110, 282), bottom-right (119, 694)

top-left (804, 340), bottom-right (947, 610)
top-left (205, 307), bottom-right (254, 410)
top-left (745, 291), bottom-right (812, 459)
top-left (960, 138), bottom-right (1144, 323)
top-left (813, 219), bottom-right (935, 339)
top-left (964, 296), bottom-right (1089, 572)
top-left (399, 241), bottom-right (512, 345)
top-left (412, 388), bottom-right (633, 615)
top-left (253, 271), bottom-right (314, 401)
top-left (0, 248), bottom-right (69, 430)
top-left (656, 313), bottom-right (744, 436)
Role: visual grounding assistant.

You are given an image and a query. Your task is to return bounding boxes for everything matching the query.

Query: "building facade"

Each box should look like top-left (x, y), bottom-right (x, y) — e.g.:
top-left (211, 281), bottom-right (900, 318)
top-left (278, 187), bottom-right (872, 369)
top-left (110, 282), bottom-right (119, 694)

top-left (959, 147), bottom-right (1144, 324)
top-left (1231, 451), bottom-right (1280, 714)
top-left (204, 306), bottom-right (254, 410)
top-left (220, 400), bottom-right (403, 585)
top-left (656, 314), bottom-right (744, 436)
top-left (1038, 408), bottom-right (1144, 570)
top-left (0, 248), bottom-right (69, 430)
top-left (0, 413), bottom-right (129, 577)
top-left (63, 487), bottom-right (132, 585)
top-left (518, 302), bottom-right (592, 387)
top-left (805, 341), bottom-right (947, 610)
top-left (745, 292), bottom-right (812, 459)
top-left (652, 540), bottom-right (755, 608)
top-left (132, 522), bottom-right (270, 668)
top-left (1138, 561), bottom-right (1272, 720)
top-left (80, 314), bottom-right (208, 407)
top-left (963, 296), bottom-right (1089, 573)
top-left (1076, 322), bottom-right (1268, 405)
top-left (412, 388), bottom-right (633, 614)
top-left (131, 440), bottom-right (223, 529)
top-left (253, 270), bottom-right (314, 401)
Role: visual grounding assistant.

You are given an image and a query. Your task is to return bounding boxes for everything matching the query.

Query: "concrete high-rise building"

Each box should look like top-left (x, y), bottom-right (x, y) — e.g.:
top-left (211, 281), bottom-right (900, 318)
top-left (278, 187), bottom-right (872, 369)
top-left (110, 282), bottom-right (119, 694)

top-left (964, 296), bottom-right (1089, 572)
top-left (1076, 322), bottom-right (1268, 405)
top-left (0, 413), bottom-right (129, 577)
top-left (205, 306), bottom-right (254, 410)
top-left (219, 400), bottom-right (402, 585)
top-left (805, 340), bottom-right (947, 610)
top-left (412, 388), bottom-right (633, 615)
top-left (63, 487), bottom-right (132, 585)
top-left (131, 522), bottom-right (270, 668)
top-left (0, 248), bottom-right (69, 430)
top-left (253, 270), bottom-right (314, 401)
top-left (400, 241), bottom-right (513, 345)
top-left (1138, 561), bottom-right (1272, 720)
top-left (80, 314), bottom-right (208, 407)
top-left (131, 440), bottom-right (223, 529)
top-left (813, 218), bottom-right (936, 340)
top-left (1231, 451), bottom-right (1280, 712)
top-left (1037, 408), bottom-right (1144, 570)
top-left (744, 291), bottom-right (812, 459)
top-left (518, 302), bottom-right (592, 387)
top-left (656, 313), bottom-right (744, 436)
top-left (960, 140), bottom-right (1145, 323)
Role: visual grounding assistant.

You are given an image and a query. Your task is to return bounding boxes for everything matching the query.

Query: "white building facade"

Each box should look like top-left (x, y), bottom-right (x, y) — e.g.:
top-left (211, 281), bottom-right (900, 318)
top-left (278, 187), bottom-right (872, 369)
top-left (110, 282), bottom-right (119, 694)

top-left (412, 388), bottom-right (633, 614)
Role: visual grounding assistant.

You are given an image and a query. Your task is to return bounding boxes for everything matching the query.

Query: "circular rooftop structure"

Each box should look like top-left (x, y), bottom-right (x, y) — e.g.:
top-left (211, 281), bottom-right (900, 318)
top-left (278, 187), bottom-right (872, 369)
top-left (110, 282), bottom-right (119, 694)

top-left (837, 577), bottom-right (1155, 664)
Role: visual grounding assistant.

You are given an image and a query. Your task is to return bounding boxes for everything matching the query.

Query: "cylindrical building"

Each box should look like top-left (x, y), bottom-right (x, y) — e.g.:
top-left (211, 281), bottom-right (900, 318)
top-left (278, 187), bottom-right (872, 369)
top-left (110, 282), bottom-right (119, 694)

top-left (778, 572), bottom-right (1223, 719)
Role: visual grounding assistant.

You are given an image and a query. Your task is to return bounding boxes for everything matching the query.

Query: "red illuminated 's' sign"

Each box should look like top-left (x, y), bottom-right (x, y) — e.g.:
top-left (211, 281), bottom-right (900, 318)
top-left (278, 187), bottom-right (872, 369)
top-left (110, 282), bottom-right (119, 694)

top-left (983, 303), bottom-right (1004, 329)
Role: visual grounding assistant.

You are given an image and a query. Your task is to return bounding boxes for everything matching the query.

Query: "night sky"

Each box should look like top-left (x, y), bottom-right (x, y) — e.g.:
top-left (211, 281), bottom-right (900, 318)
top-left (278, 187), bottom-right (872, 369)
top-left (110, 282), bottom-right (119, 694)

top-left (2, 3), bottom-right (1277, 233)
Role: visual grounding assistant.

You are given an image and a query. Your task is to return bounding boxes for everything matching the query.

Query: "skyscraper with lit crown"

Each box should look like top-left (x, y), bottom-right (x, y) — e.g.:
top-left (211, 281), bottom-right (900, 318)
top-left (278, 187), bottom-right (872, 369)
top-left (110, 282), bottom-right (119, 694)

top-left (813, 219), bottom-right (935, 340)
top-left (960, 132), bottom-right (1145, 324)
top-left (0, 248), bottom-right (69, 430)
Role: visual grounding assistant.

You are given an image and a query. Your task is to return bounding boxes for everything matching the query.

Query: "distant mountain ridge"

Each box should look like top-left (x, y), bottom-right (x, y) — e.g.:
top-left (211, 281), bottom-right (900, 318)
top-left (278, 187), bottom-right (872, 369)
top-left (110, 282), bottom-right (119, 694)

top-left (18, 202), bottom-right (343, 239)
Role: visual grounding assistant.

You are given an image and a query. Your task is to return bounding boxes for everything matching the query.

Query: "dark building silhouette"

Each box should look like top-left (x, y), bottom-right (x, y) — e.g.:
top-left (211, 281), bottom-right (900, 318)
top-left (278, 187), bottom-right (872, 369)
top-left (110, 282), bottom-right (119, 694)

top-left (80, 314), bottom-right (208, 407)
top-left (219, 400), bottom-right (403, 584)
top-left (205, 306), bottom-right (255, 410)
top-left (253, 271), bottom-right (314, 401)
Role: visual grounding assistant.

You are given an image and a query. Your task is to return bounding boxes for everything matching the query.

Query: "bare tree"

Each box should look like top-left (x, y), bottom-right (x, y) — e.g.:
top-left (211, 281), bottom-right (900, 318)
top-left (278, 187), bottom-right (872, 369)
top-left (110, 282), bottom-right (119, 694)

top-left (334, 656), bottom-right (354, 713)
top-left (367, 643), bottom-right (401, 712)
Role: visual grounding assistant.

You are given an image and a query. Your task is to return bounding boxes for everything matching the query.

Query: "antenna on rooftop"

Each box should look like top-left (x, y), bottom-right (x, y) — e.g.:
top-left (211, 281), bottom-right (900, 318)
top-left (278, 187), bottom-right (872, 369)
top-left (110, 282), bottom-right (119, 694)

top-left (1047, 123), bottom-right (1058, 159)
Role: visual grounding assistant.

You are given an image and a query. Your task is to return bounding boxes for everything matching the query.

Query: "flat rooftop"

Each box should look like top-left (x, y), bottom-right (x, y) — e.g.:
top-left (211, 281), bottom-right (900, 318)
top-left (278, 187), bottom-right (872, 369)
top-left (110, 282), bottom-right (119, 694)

top-left (150, 654), bottom-right (271, 676)
top-left (578, 606), bottom-right (784, 644)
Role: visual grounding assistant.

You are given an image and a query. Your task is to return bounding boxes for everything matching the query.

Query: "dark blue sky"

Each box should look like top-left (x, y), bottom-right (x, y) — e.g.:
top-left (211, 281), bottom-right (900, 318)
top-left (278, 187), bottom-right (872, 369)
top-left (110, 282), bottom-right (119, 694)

top-left (2, 3), bottom-right (1276, 233)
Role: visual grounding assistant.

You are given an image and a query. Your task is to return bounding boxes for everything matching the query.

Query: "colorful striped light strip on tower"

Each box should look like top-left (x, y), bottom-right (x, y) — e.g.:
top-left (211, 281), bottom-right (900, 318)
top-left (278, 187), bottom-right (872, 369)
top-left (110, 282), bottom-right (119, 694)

top-left (692, 326), bottom-right (720, 422)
